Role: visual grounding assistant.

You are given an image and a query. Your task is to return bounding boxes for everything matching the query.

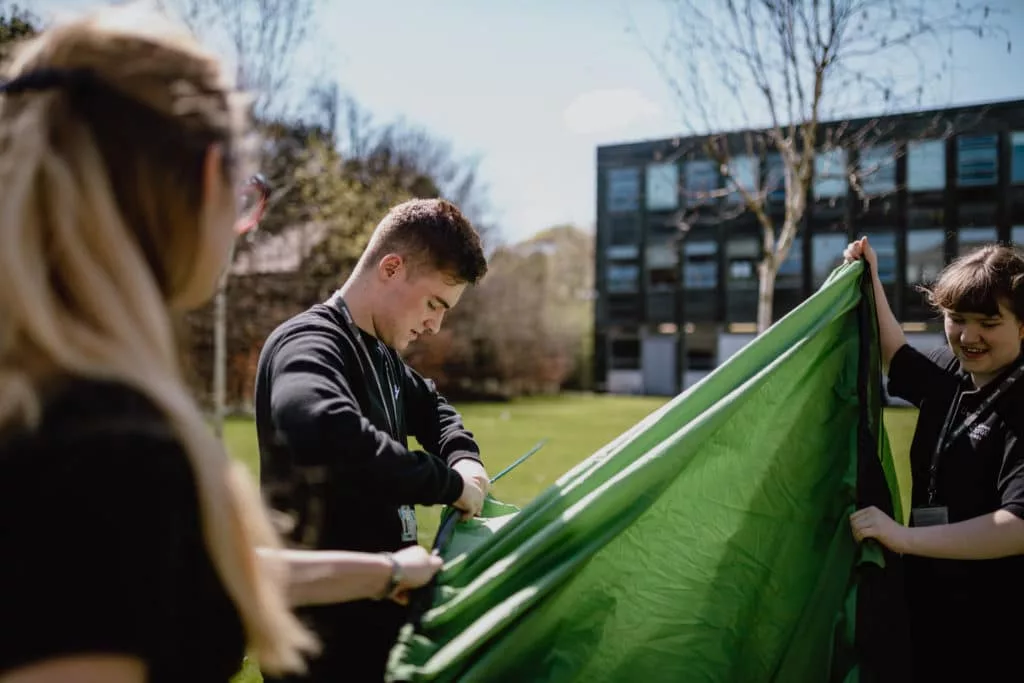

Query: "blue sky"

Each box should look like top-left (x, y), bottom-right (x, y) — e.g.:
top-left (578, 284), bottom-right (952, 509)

top-left (32, 0), bottom-right (1024, 243)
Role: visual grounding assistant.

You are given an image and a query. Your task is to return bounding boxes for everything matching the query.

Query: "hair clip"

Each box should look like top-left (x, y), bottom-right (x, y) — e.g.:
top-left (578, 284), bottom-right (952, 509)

top-left (0, 68), bottom-right (95, 95)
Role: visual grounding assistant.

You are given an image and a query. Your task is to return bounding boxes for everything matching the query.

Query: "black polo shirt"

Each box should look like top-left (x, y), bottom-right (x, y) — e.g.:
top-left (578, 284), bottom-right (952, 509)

top-left (886, 343), bottom-right (1024, 679)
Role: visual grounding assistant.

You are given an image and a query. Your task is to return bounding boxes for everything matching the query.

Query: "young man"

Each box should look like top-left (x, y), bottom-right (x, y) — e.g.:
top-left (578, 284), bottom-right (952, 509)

top-left (255, 198), bottom-right (491, 682)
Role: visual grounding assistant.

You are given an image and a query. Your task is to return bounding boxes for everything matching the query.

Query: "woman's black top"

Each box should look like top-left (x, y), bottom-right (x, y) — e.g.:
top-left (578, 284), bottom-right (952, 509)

top-left (0, 378), bottom-right (247, 682)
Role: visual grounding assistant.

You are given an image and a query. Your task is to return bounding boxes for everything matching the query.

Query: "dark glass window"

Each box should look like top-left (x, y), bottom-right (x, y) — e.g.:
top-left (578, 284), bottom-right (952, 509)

top-left (1012, 133), bottom-right (1024, 184)
top-left (607, 167), bottom-right (641, 212)
top-left (684, 160), bottom-right (719, 207)
top-left (907, 140), bottom-right (946, 192)
top-left (957, 134), bottom-right (998, 187)
top-left (859, 145), bottom-right (896, 196)
top-left (812, 233), bottom-right (848, 287)
top-left (607, 263), bottom-right (640, 293)
top-left (610, 338), bottom-right (641, 370)
top-left (609, 215), bottom-right (640, 247)
top-left (906, 230), bottom-right (945, 286)
top-left (814, 149), bottom-right (847, 200)
top-left (683, 240), bottom-right (718, 289)
top-left (861, 230), bottom-right (897, 285)
top-left (766, 153), bottom-right (786, 203)
top-left (725, 156), bottom-right (758, 205)
top-left (646, 163), bottom-right (679, 211)
top-left (725, 236), bottom-right (759, 321)
top-left (646, 238), bottom-right (677, 290)
top-left (776, 237), bottom-right (803, 289)
top-left (958, 226), bottom-right (997, 256)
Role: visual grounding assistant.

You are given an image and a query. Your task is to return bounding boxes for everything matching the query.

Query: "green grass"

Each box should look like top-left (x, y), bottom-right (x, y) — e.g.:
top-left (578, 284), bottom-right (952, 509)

top-left (224, 394), bottom-right (919, 683)
top-left (224, 393), bottom-right (668, 546)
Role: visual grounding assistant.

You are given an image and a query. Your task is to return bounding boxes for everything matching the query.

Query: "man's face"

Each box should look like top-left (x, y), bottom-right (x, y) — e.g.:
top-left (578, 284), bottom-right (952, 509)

top-left (373, 254), bottom-right (467, 351)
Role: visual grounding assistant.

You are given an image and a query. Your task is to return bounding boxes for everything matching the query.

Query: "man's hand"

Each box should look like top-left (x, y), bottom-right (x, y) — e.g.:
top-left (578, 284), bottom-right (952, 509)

top-left (452, 459), bottom-right (488, 520)
top-left (387, 545), bottom-right (444, 606)
top-left (850, 505), bottom-right (911, 553)
top-left (453, 459), bottom-right (490, 495)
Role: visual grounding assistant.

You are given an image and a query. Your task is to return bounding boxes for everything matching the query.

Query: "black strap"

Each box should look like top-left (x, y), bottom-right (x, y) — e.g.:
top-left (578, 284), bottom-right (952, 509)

top-left (325, 291), bottom-right (398, 437)
top-left (0, 68), bottom-right (95, 95)
top-left (927, 362), bottom-right (1024, 504)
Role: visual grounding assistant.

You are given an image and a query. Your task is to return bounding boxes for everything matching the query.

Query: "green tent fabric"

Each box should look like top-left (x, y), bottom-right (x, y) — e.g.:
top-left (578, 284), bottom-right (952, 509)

top-left (387, 262), bottom-right (912, 683)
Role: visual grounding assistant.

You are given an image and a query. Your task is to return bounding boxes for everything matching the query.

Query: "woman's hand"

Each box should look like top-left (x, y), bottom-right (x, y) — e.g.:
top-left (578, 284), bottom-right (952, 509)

top-left (387, 545), bottom-right (444, 606)
top-left (843, 236), bottom-right (879, 274)
top-left (850, 505), bottom-right (910, 553)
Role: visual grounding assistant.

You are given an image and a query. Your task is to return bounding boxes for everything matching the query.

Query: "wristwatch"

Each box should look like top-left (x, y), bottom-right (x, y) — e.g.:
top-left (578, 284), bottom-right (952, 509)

top-left (378, 552), bottom-right (404, 600)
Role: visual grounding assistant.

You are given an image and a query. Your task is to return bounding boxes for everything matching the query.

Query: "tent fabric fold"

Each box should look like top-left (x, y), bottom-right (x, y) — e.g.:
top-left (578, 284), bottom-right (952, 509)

top-left (387, 262), bottom-right (912, 683)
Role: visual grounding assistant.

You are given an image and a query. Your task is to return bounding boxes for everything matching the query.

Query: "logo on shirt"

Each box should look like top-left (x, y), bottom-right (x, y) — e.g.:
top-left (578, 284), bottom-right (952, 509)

top-left (969, 422), bottom-right (991, 443)
top-left (393, 384), bottom-right (400, 403)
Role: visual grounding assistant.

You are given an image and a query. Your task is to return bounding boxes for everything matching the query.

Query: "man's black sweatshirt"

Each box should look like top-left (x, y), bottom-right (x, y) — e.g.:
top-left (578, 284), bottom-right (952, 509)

top-left (254, 297), bottom-right (481, 682)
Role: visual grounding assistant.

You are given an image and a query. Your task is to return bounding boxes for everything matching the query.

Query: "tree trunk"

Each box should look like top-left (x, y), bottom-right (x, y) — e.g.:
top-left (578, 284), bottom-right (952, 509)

top-left (212, 273), bottom-right (227, 439)
top-left (757, 261), bottom-right (778, 335)
top-left (211, 243), bottom-right (237, 440)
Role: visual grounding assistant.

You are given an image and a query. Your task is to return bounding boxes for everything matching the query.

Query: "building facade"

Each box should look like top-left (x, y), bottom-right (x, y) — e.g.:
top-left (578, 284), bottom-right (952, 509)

top-left (594, 99), bottom-right (1024, 396)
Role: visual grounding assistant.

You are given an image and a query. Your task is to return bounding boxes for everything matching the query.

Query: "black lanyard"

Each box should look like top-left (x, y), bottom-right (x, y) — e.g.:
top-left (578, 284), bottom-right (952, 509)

top-left (927, 363), bottom-right (1024, 504)
top-left (327, 292), bottom-right (398, 437)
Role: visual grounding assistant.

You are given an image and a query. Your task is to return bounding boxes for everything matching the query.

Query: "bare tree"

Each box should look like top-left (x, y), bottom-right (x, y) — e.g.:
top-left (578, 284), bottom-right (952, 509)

top-left (333, 94), bottom-right (501, 248)
top-left (640, 0), bottom-right (1012, 333)
top-left (158, 0), bottom-right (322, 436)
top-left (157, 0), bottom-right (321, 120)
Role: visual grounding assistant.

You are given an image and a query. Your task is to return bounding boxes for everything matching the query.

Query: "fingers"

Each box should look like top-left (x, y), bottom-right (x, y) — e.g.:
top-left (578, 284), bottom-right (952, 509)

top-left (849, 506), bottom-right (879, 542)
top-left (461, 462), bottom-right (492, 497)
top-left (454, 477), bottom-right (486, 520)
top-left (393, 545), bottom-right (445, 592)
top-left (459, 493), bottom-right (483, 519)
top-left (843, 237), bottom-right (868, 263)
top-left (850, 521), bottom-right (872, 542)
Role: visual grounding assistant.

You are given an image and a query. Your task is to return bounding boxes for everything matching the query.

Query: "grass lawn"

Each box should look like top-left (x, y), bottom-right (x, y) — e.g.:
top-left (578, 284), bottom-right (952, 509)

top-left (225, 394), bottom-right (919, 683)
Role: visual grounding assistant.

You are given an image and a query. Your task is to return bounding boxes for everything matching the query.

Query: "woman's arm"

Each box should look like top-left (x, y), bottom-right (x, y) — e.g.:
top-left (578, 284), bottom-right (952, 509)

top-left (850, 506), bottom-right (1024, 560)
top-left (259, 544), bottom-right (443, 607)
top-left (1, 655), bottom-right (144, 683)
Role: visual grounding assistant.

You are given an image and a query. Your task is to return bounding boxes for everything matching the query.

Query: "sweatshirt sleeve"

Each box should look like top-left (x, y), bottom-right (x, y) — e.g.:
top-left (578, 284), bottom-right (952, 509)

top-left (400, 359), bottom-right (483, 469)
top-left (268, 325), bottom-right (464, 506)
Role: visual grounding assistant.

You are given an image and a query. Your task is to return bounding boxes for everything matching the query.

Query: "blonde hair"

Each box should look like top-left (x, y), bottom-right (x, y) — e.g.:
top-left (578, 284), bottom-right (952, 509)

top-left (0, 3), bottom-right (316, 675)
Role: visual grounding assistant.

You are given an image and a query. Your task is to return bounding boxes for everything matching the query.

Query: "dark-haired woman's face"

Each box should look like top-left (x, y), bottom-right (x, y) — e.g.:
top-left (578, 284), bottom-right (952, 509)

top-left (944, 301), bottom-right (1024, 386)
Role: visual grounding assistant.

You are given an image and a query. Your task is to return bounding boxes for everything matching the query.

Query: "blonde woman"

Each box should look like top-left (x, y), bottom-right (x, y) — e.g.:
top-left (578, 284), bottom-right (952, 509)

top-left (0, 4), bottom-right (441, 683)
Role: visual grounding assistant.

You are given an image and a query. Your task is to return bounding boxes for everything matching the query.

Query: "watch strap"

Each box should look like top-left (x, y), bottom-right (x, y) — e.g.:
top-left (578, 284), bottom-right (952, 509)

top-left (378, 552), bottom-right (403, 600)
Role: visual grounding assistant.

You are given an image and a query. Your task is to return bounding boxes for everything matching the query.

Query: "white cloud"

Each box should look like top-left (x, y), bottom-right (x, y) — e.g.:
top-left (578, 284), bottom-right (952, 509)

top-left (562, 88), bottom-right (662, 136)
